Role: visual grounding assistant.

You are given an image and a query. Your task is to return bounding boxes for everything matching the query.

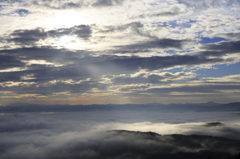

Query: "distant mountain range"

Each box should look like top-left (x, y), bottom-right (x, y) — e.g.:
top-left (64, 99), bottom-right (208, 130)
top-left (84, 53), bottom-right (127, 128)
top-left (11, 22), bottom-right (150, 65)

top-left (0, 102), bottom-right (239, 113)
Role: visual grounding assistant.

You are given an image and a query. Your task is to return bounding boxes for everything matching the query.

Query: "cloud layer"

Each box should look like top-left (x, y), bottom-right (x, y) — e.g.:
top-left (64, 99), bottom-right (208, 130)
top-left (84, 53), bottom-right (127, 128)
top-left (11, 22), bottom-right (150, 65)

top-left (0, 0), bottom-right (240, 105)
top-left (0, 110), bottom-right (240, 159)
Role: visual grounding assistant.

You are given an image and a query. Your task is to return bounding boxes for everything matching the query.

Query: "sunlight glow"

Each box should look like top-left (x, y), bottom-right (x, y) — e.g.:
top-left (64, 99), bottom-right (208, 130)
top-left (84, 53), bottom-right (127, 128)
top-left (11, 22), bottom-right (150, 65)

top-left (43, 11), bottom-right (91, 29)
top-left (58, 35), bottom-right (76, 46)
top-left (55, 35), bottom-right (87, 49)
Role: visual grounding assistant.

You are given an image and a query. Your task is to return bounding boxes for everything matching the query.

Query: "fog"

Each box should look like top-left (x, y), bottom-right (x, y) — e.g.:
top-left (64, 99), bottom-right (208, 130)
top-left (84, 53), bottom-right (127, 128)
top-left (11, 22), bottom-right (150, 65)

top-left (0, 104), bottom-right (240, 159)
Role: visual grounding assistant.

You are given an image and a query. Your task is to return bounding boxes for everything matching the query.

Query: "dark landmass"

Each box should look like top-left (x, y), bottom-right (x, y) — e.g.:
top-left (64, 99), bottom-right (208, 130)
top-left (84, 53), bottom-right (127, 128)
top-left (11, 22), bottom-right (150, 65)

top-left (79, 130), bottom-right (240, 159)
top-left (2, 130), bottom-right (239, 159)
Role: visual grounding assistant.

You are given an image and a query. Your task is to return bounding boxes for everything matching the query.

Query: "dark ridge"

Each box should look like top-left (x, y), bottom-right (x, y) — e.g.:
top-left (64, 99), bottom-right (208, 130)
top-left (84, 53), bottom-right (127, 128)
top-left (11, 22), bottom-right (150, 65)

top-left (108, 130), bottom-right (161, 138)
top-left (106, 130), bottom-right (240, 159)
top-left (0, 102), bottom-right (240, 113)
top-left (204, 122), bottom-right (224, 127)
top-left (110, 130), bottom-right (240, 142)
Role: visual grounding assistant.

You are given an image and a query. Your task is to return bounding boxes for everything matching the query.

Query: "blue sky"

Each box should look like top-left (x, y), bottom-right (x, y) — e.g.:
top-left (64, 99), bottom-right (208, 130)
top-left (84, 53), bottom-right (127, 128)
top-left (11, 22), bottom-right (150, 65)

top-left (0, 0), bottom-right (240, 105)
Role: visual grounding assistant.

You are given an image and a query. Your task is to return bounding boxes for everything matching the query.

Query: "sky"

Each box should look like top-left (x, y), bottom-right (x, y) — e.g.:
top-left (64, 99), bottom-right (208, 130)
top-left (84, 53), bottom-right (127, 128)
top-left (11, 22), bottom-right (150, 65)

top-left (0, 0), bottom-right (240, 105)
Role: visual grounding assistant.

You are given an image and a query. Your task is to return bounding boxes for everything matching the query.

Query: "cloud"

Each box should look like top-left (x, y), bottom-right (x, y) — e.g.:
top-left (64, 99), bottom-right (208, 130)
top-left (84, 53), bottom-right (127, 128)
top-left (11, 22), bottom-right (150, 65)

top-left (0, 45), bottom-right (237, 96)
top-left (97, 22), bottom-right (144, 35)
top-left (112, 71), bottom-right (195, 85)
top-left (3, 25), bottom-right (92, 45)
top-left (23, 0), bottom-right (126, 10)
top-left (92, 0), bottom-right (124, 7)
top-left (0, 113), bottom-right (240, 159)
top-left (0, 47), bottom-right (228, 73)
top-left (215, 32), bottom-right (240, 40)
top-left (0, 79), bottom-right (107, 95)
top-left (199, 40), bottom-right (240, 57)
top-left (145, 84), bottom-right (240, 94)
top-left (27, 0), bottom-right (83, 10)
top-left (48, 25), bottom-right (92, 40)
top-left (0, 55), bottom-right (25, 69)
top-left (6, 28), bottom-right (48, 45)
top-left (2, 21), bottom-right (164, 48)
top-left (1, 131), bottom-right (238, 158)
top-left (116, 38), bottom-right (189, 51)
top-left (0, 0), bottom-right (240, 104)
top-left (177, 0), bottom-right (240, 9)
top-left (132, 7), bottom-right (188, 19)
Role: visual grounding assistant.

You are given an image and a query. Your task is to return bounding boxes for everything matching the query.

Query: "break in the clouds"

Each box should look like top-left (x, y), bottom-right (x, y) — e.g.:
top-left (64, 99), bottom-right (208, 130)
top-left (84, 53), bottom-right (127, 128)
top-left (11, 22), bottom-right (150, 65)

top-left (0, 0), bottom-right (240, 105)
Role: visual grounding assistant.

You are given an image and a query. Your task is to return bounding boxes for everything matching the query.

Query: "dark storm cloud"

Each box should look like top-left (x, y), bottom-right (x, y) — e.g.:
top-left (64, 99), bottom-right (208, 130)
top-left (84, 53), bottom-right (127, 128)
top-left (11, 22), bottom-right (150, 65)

top-left (0, 48), bottom-right (94, 83)
top-left (103, 38), bottom-right (189, 54)
top-left (29, 0), bottom-right (125, 9)
top-left (30, 0), bottom-right (83, 9)
top-left (0, 47), bottom-right (83, 63)
top-left (118, 38), bottom-right (189, 50)
top-left (91, 54), bottom-right (225, 72)
top-left (0, 63), bottom-right (94, 83)
top-left (218, 32), bottom-right (240, 39)
top-left (92, 0), bottom-right (124, 7)
top-left (98, 22), bottom-right (144, 34)
top-left (4, 25), bottom-right (92, 45)
top-left (0, 55), bottom-right (25, 69)
top-left (98, 22), bottom-right (167, 37)
top-left (6, 28), bottom-right (48, 45)
top-left (2, 22), bottom-right (163, 47)
top-left (0, 71), bottom-right (25, 82)
top-left (199, 40), bottom-right (240, 56)
top-left (58, 54), bottom-right (229, 84)
top-left (59, 2), bottom-right (82, 9)
top-left (97, 22), bottom-right (162, 41)
top-left (48, 25), bottom-right (92, 40)
top-left (132, 7), bottom-right (188, 19)
top-left (177, 0), bottom-right (240, 9)
top-left (0, 37), bottom-right (238, 96)
top-left (0, 46), bottom-right (232, 86)
top-left (30, 65), bottom-right (91, 81)
top-left (0, 47), bottom-right (227, 72)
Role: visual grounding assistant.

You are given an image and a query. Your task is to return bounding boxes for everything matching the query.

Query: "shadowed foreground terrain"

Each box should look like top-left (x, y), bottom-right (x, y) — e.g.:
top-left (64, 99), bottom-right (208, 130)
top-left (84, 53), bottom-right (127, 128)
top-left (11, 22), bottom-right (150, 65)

top-left (2, 130), bottom-right (240, 159)
top-left (0, 106), bottom-right (240, 159)
top-left (101, 130), bottom-right (240, 159)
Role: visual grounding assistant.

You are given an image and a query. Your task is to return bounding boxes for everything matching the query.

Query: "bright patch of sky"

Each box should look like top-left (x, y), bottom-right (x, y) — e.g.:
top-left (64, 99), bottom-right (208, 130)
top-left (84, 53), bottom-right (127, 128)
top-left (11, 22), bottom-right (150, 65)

top-left (195, 63), bottom-right (240, 78)
top-left (199, 37), bottom-right (227, 44)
